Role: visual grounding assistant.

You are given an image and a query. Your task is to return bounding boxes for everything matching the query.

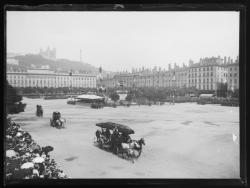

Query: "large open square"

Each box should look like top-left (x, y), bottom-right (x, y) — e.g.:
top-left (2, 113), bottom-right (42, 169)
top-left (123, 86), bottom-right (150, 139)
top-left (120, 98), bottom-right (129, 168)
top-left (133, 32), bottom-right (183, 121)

top-left (9, 98), bottom-right (240, 178)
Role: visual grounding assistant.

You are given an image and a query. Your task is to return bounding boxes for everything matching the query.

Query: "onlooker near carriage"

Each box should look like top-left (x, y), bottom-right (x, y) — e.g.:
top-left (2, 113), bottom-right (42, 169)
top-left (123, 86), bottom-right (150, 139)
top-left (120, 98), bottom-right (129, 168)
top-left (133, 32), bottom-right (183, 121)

top-left (111, 127), bottom-right (119, 154)
top-left (104, 128), bottom-right (111, 142)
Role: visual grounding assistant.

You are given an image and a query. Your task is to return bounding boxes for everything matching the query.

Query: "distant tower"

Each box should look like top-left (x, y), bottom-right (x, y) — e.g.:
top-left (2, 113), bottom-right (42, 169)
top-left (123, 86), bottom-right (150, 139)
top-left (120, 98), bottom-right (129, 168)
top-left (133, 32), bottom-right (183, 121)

top-left (39, 46), bottom-right (56, 60)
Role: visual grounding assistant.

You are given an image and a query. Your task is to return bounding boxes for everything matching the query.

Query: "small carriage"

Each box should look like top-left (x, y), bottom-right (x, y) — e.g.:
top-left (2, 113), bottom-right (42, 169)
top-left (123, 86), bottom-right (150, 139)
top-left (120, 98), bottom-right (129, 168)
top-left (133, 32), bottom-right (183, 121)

top-left (36, 105), bottom-right (43, 117)
top-left (94, 122), bottom-right (145, 163)
top-left (50, 111), bottom-right (66, 129)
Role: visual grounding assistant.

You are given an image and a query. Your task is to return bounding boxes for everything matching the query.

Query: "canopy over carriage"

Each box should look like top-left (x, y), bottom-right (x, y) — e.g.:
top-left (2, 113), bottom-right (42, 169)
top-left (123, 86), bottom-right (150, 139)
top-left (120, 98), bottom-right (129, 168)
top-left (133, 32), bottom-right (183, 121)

top-left (96, 122), bottom-right (135, 135)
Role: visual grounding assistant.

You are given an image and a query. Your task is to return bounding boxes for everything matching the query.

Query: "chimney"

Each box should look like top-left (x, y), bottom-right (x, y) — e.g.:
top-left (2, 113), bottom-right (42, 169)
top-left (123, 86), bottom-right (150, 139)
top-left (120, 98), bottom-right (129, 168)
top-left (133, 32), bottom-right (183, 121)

top-left (228, 57), bottom-right (230, 64)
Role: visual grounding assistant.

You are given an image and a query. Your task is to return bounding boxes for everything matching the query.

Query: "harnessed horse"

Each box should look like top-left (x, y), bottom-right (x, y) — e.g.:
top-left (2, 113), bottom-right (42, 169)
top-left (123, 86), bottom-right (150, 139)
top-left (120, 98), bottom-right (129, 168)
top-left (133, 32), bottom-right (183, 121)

top-left (120, 138), bottom-right (145, 162)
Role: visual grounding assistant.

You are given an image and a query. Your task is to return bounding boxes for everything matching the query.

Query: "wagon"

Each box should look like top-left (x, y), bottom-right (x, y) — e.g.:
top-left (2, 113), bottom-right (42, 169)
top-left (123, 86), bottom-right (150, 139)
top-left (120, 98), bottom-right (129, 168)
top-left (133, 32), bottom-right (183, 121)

top-left (50, 112), bottom-right (66, 129)
top-left (94, 122), bottom-right (145, 162)
top-left (36, 105), bottom-right (43, 117)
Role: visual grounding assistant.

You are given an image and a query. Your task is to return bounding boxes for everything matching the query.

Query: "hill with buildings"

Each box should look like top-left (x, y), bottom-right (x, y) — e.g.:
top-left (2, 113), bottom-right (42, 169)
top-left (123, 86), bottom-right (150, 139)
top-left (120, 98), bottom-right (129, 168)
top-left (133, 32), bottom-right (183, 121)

top-left (8, 54), bottom-right (100, 74)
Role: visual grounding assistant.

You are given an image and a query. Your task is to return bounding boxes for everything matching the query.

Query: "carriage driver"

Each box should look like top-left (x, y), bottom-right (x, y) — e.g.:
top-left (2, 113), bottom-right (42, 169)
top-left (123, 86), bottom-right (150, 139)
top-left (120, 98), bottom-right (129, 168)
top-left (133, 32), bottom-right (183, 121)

top-left (121, 133), bottom-right (131, 143)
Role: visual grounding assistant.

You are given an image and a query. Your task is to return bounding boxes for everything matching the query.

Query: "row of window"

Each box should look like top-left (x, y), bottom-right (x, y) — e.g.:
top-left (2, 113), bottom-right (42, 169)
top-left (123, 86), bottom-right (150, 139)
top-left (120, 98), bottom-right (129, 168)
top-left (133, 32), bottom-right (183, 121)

top-left (10, 81), bottom-right (95, 87)
top-left (229, 67), bottom-right (238, 71)
top-left (189, 79), bottom-right (214, 83)
top-left (189, 66), bottom-right (238, 72)
top-left (229, 79), bottom-right (238, 84)
top-left (189, 72), bottom-right (214, 77)
top-left (189, 66), bottom-right (214, 72)
top-left (229, 73), bottom-right (238, 77)
top-left (8, 76), bottom-right (95, 81)
top-left (10, 79), bottom-right (95, 85)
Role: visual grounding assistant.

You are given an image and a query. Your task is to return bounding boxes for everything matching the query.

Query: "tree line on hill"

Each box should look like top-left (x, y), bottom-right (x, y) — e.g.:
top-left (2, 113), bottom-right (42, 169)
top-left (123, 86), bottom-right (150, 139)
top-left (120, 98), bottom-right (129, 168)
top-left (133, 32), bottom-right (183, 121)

top-left (9, 54), bottom-right (99, 74)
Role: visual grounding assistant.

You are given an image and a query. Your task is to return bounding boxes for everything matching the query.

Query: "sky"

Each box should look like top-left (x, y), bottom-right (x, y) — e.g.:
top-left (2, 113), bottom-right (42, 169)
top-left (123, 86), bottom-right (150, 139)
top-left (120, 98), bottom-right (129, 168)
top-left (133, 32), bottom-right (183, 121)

top-left (7, 11), bottom-right (239, 72)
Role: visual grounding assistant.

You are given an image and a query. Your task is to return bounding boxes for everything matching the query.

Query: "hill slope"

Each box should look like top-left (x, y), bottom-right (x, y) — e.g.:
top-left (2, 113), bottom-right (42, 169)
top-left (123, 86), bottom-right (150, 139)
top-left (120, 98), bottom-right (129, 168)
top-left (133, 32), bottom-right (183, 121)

top-left (9, 54), bottom-right (99, 74)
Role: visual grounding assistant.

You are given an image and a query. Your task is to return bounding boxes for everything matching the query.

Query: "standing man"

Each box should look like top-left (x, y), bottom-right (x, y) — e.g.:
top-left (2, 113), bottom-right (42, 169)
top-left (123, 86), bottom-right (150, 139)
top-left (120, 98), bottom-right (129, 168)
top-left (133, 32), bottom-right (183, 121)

top-left (112, 127), bottom-right (119, 154)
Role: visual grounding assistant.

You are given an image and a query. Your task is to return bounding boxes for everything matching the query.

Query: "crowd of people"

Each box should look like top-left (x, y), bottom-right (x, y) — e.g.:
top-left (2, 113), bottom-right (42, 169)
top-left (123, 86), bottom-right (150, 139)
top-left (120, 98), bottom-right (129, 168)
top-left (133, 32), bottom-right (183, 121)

top-left (5, 118), bottom-right (68, 179)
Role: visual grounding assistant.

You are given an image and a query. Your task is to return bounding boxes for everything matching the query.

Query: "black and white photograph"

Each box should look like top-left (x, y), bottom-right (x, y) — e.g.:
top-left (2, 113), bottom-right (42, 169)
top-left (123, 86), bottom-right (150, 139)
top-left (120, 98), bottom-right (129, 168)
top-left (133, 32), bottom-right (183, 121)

top-left (4, 5), bottom-right (243, 181)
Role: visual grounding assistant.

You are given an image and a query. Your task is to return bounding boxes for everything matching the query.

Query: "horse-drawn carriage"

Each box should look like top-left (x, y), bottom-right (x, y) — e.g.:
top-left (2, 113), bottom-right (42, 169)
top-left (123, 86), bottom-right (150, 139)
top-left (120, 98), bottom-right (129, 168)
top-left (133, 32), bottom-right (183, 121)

top-left (50, 111), bottom-right (66, 129)
top-left (94, 122), bottom-right (145, 163)
top-left (36, 105), bottom-right (43, 117)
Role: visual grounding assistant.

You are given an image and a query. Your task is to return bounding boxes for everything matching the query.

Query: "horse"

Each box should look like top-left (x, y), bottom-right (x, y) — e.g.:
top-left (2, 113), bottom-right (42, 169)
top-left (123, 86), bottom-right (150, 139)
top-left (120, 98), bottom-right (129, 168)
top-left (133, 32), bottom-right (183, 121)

top-left (120, 138), bottom-right (146, 162)
top-left (59, 118), bottom-right (66, 128)
top-left (134, 138), bottom-right (146, 157)
top-left (55, 118), bottom-right (66, 129)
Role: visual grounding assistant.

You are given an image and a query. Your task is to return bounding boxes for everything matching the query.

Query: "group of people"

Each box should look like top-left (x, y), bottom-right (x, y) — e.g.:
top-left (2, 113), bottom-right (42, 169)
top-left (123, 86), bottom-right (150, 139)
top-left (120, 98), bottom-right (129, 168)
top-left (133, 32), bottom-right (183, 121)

top-left (96, 127), bottom-right (132, 154)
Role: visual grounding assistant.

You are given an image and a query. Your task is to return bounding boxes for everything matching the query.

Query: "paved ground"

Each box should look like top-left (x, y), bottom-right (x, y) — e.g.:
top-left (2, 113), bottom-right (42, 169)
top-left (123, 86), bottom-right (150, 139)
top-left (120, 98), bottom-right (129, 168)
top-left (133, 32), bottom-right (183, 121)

top-left (9, 98), bottom-right (240, 178)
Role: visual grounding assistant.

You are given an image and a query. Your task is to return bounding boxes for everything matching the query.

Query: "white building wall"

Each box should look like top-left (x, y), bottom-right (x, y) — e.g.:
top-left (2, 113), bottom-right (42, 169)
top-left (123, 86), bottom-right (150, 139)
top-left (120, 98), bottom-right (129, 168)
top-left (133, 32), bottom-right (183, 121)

top-left (7, 72), bottom-right (97, 88)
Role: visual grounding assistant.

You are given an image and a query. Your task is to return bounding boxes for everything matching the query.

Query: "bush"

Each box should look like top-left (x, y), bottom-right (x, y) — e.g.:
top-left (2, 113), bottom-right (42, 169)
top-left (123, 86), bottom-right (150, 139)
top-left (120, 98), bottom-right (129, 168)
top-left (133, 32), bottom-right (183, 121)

top-left (6, 81), bottom-right (26, 114)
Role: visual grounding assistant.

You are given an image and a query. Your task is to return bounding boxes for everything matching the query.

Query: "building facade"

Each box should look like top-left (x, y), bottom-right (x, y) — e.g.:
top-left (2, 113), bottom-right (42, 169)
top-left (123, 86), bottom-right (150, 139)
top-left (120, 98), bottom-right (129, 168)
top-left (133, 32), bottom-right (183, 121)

top-left (39, 47), bottom-right (56, 60)
top-left (7, 58), bottom-right (19, 65)
top-left (227, 61), bottom-right (239, 91)
top-left (101, 56), bottom-right (239, 92)
top-left (7, 69), bottom-right (97, 88)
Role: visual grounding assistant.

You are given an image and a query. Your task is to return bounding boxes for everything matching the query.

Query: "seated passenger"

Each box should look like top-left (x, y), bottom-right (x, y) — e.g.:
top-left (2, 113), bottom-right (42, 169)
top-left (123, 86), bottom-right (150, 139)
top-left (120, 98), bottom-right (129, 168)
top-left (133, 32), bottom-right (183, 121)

top-left (105, 128), bottom-right (111, 141)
